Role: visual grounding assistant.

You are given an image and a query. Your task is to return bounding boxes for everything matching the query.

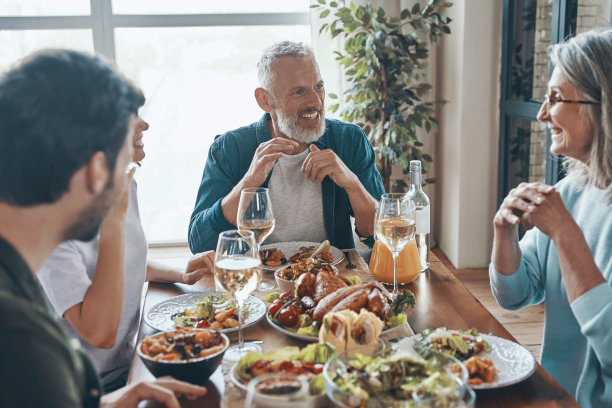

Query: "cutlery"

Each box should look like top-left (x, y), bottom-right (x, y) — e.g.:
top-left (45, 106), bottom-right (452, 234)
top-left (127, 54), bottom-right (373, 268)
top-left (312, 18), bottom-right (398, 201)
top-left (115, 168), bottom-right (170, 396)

top-left (344, 251), bottom-right (356, 269)
top-left (229, 339), bottom-right (263, 345)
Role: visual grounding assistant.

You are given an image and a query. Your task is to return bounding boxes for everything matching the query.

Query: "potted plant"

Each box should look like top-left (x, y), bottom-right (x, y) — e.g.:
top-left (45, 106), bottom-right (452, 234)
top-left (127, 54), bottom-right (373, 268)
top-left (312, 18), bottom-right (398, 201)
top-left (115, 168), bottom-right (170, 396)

top-left (312, 0), bottom-right (452, 191)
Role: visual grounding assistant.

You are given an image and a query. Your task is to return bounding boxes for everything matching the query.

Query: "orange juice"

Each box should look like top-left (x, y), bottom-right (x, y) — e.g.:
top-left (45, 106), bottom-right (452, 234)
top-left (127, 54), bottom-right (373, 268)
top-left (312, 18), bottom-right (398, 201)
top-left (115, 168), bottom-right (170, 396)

top-left (369, 239), bottom-right (421, 284)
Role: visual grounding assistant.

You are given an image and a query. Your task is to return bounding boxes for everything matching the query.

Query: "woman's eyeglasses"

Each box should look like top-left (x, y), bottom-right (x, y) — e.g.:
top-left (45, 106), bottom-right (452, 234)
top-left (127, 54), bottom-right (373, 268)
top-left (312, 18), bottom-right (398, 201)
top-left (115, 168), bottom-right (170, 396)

top-left (544, 94), bottom-right (600, 107)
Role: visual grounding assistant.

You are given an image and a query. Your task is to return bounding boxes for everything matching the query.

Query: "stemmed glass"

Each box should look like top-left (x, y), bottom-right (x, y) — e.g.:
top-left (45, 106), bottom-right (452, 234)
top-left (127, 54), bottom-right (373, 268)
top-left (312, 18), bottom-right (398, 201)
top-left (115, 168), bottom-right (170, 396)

top-left (214, 230), bottom-right (262, 361)
top-left (237, 187), bottom-right (276, 291)
top-left (374, 193), bottom-right (416, 295)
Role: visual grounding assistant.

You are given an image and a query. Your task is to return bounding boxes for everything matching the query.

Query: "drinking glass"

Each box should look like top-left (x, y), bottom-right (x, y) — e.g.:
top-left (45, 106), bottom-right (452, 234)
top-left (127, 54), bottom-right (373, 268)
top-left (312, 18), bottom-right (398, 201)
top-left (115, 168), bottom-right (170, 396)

top-left (214, 230), bottom-right (262, 361)
top-left (237, 187), bottom-right (276, 291)
top-left (245, 372), bottom-right (310, 408)
top-left (374, 193), bottom-right (415, 295)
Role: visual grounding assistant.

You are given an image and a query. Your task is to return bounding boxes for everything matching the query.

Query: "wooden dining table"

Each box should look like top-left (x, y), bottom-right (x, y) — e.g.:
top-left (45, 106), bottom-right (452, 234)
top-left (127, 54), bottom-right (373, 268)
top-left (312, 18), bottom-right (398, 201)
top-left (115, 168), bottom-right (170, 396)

top-left (129, 250), bottom-right (578, 407)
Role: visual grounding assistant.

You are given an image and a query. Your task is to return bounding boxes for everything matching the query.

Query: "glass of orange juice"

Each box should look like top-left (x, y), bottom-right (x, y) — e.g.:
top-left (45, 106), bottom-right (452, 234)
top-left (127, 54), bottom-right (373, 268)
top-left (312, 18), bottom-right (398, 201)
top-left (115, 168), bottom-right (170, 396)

top-left (369, 239), bottom-right (421, 285)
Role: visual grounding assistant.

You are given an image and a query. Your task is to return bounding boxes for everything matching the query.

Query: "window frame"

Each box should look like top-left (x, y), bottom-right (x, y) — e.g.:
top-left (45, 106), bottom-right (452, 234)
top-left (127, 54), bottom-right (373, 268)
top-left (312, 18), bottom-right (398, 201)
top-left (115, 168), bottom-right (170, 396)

top-left (497, 0), bottom-right (612, 206)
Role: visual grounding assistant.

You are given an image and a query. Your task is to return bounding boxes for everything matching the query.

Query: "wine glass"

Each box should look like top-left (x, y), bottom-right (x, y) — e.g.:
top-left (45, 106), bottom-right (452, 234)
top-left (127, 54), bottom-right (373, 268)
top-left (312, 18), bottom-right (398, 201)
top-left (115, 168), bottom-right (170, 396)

top-left (214, 230), bottom-right (262, 361)
top-left (237, 187), bottom-right (276, 291)
top-left (374, 193), bottom-right (416, 295)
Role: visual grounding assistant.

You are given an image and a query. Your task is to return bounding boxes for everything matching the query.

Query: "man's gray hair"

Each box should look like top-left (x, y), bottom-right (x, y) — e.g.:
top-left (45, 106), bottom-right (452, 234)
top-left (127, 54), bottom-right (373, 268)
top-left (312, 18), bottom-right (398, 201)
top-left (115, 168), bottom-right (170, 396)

top-left (550, 29), bottom-right (612, 201)
top-left (257, 41), bottom-right (316, 91)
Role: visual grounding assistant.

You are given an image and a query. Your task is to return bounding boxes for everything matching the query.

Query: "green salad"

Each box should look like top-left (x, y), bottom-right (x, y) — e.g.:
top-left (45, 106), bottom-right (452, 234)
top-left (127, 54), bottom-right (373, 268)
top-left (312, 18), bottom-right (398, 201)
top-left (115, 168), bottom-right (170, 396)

top-left (330, 349), bottom-right (464, 407)
top-left (171, 294), bottom-right (247, 329)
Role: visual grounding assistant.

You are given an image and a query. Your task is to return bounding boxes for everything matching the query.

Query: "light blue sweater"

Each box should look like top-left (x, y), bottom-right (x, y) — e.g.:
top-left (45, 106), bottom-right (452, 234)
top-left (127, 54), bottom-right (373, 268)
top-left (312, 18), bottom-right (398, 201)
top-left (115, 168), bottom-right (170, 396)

top-left (489, 177), bottom-right (612, 408)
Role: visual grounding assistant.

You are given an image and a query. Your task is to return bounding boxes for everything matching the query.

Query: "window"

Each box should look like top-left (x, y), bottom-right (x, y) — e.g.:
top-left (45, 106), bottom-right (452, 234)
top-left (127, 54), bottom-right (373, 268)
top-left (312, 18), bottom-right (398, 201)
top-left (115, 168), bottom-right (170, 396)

top-left (498, 0), bottom-right (612, 206)
top-left (0, 0), bottom-right (318, 244)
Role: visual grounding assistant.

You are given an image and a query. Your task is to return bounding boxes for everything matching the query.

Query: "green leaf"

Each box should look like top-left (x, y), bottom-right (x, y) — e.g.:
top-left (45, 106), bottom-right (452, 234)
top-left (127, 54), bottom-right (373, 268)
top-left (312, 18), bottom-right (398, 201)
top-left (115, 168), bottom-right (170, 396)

top-left (422, 154), bottom-right (433, 162)
top-left (329, 103), bottom-right (340, 113)
top-left (411, 2), bottom-right (420, 14)
top-left (330, 1), bottom-right (338, 7)
top-left (318, 0), bottom-right (325, 4)
top-left (328, 93), bottom-right (338, 99)
top-left (442, 25), bottom-right (451, 34)
top-left (319, 9), bottom-right (330, 18)
top-left (400, 8), bottom-right (410, 19)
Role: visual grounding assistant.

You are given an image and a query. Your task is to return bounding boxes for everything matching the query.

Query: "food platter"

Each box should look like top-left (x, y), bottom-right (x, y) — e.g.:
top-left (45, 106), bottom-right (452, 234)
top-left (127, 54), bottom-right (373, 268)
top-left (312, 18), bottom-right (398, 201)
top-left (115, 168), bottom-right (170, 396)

top-left (144, 292), bottom-right (266, 333)
top-left (259, 241), bottom-right (344, 271)
top-left (395, 333), bottom-right (536, 389)
top-left (266, 311), bottom-right (407, 342)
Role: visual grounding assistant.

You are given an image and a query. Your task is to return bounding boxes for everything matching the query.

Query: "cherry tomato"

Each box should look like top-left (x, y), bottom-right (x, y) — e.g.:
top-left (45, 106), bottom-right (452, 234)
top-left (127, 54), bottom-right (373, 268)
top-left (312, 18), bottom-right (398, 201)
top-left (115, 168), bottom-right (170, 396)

top-left (268, 299), bottom-right (284, 317)
top-left (278, 308), bottom-right (299, 327)
top-left (195, 319), bottom-right (210, 329)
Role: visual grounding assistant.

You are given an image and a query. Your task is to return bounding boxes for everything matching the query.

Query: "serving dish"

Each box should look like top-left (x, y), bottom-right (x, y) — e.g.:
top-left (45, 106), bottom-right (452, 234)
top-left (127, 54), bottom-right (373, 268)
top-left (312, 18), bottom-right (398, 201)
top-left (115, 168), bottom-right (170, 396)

top-left (398, 331), bottom-right (536, 389)
top-left (144, 292), bottom-right (266, 332)
top-left (137, 328), bottom-right (229, 384)
top-left (260, 241), bottom-right (344, 271)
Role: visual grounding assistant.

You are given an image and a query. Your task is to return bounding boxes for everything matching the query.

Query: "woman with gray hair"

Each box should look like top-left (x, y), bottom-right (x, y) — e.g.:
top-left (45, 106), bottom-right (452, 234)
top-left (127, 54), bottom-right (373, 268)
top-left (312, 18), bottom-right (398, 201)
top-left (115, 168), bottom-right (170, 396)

top-left (490, 29), bottom-right (612, 407)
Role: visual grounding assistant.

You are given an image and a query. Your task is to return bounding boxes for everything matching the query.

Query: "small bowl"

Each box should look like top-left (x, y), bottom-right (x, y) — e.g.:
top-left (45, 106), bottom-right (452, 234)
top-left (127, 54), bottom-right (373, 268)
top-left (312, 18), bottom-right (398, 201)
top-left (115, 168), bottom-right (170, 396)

top-left (274, 264), bottom-right (339, 293)
top-left (137, 329), bottom-right (229, 384)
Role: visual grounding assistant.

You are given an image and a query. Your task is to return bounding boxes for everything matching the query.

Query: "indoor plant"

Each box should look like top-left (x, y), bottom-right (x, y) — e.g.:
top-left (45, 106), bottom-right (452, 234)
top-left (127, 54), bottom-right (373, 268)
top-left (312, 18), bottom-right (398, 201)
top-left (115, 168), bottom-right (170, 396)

top-left (312, 0), bottom-right (452, 191)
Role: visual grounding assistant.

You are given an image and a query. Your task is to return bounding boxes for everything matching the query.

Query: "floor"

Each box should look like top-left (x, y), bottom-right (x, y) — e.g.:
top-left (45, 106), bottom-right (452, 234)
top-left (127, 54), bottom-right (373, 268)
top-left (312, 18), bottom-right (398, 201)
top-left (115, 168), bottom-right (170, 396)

top-left (148, 245), bottom-right (545, 361)
top-left (433, 248), bottom-right (545, 362)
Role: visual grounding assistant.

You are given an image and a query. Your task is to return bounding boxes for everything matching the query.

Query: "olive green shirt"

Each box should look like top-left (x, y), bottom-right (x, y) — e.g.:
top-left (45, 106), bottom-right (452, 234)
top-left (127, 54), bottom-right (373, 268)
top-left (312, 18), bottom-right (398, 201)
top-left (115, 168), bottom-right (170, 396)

top-left (0, 236), bottom-right (101, 407)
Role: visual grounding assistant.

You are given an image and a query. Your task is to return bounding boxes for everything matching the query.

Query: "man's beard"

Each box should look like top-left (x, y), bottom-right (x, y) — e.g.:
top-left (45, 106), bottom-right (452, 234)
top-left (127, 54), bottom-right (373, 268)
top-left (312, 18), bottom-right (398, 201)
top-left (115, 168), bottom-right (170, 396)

top-left (276, 108), bottom-right (326, 144)
top-left (63, 177), bottom-right (118, 242)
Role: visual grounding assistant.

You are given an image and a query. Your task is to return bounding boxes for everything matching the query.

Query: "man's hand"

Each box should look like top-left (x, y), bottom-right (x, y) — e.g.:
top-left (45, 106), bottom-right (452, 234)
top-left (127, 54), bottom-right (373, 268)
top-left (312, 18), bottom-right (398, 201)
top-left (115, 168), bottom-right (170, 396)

top-left (242, 138), bottom-right (300, 188)
top-left (301, 144), bottom-right (358, 189)
top-left (100, 376), bottom-right (207, 408)
top-left (181, 250), bottom-right (215, 285)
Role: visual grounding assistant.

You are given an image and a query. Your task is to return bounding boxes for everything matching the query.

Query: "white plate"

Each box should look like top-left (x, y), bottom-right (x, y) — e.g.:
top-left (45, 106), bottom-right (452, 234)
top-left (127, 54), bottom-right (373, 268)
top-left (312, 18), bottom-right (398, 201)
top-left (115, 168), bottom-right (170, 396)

top-left (260, 241), bottom-right (344, 271)
top-left (144, 292), bottom-right (266, 333)
top-left (395, 332), bottom-right (536, 389)
top-left (230, 362), bottom-right (329, 408)
top-left (266, 312), bottom-right (407, 342)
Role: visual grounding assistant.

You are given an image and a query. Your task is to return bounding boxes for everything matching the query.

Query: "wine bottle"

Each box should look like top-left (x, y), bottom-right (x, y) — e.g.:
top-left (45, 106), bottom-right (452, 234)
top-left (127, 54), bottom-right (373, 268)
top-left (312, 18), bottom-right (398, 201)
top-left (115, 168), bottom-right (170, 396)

top-left (408, 160), bottom-right (430, 272)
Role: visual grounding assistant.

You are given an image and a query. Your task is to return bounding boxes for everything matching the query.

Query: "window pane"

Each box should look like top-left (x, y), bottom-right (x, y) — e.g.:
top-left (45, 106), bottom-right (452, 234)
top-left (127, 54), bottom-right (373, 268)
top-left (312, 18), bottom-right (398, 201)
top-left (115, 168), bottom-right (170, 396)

top-left (115, 26), bottom-right (311, 243)
top-left (510, 0), bottom-right (553, 102)
top-left (576, 1), bottom-right (611, 33)
top-left (505, 116), bottom-right (548, 191)
top-left (112, 0), bottom-right (308, 15)
top-left (0, 0), bottom-right (89, 16)
top-left (0, 30), bottom-right (93, 73)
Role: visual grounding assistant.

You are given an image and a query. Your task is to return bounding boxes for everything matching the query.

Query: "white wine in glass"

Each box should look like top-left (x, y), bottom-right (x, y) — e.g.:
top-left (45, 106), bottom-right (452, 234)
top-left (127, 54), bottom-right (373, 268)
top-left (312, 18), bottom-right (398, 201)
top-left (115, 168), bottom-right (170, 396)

top-left (214, 230), bottom-right (262, 361)
top-left (374, 193), bottom-right (415, 295)
top-left (238, 187), bottom-right (275, 291)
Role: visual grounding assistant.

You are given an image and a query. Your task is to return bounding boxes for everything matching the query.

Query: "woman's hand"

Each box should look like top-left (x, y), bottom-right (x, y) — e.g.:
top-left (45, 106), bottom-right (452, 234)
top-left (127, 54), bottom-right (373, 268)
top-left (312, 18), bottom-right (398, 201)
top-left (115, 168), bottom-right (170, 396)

top-left (522, 188), bottom-right (578, 241)
top-left (493, 182), bottom-right (554, 231)
top-left (181, 251), bottom-right (215, 285)
top-left (100, 377), bottom-right (206, 408)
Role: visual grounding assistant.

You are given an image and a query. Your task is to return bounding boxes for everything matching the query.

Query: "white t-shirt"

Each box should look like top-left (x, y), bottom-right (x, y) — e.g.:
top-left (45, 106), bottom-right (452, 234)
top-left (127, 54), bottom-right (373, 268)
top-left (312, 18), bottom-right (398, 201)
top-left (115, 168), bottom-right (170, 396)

top-left (37, 180), bottom-right (147, 387)
top-left (266, 149), bottom-right (327, 243)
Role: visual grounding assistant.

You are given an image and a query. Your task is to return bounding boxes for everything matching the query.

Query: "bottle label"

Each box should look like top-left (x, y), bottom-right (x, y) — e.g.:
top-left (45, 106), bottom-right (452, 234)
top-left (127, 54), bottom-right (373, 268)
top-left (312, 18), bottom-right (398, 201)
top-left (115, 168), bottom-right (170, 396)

top-left (416, 207), bottom-right (430, 234)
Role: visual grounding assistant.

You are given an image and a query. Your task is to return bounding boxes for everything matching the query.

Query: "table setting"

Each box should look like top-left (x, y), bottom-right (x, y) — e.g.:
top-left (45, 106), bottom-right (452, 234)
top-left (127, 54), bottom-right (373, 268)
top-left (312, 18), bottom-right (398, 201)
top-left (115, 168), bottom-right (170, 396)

top-left (129, 187), bottom-right (578, 408)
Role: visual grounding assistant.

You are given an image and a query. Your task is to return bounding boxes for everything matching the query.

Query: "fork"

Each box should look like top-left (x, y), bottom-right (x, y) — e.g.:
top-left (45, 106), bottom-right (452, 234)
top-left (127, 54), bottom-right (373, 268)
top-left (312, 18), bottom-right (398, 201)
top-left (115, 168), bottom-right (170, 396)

top-left (344, 251), bottom-right (356, 269)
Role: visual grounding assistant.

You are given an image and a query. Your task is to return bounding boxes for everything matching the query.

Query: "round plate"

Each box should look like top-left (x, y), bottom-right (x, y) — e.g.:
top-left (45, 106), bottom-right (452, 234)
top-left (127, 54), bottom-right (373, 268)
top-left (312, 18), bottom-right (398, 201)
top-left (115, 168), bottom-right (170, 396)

top-left (260, 241), bottom-right (344, 271)
top-left (144, 292), bottom-right (266, 333)
top-left (396, 332), bottom-right (536, 389)
top-left (266, 312), bottom-right (407, 342)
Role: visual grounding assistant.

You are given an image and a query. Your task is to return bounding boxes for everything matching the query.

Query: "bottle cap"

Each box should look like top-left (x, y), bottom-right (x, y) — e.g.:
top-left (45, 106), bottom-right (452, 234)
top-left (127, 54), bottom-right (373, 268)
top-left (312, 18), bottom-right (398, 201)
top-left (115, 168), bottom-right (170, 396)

top-left (410, 160), bottom-right (421, 171)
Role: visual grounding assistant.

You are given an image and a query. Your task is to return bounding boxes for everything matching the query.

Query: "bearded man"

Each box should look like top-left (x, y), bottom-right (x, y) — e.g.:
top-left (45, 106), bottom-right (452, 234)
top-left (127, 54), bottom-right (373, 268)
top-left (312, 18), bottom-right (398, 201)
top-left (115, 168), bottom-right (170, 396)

top-left (188, 41), bottom-right (385, 252)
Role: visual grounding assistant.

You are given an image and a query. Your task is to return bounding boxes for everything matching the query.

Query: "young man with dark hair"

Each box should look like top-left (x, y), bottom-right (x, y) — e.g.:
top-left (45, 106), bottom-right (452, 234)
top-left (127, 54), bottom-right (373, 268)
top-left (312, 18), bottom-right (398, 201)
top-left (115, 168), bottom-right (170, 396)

top-left (0, 49), bottom-right (206, 407)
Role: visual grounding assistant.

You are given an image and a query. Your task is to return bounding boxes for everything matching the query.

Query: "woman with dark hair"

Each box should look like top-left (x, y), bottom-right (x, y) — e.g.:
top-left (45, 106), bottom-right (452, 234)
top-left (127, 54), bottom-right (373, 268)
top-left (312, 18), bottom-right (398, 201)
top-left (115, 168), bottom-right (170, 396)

top-left (490, 29), bottom-right (612, 408)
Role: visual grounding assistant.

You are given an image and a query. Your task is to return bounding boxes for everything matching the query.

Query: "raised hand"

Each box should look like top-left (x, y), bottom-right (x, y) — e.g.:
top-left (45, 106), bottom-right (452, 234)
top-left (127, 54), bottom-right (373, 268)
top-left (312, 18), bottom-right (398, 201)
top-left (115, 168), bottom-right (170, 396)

top-left (242, 138), bottom-right (300, 188)
top-left (301, 144), bottom-right (358, 189)
top-left (493, 182), bottom-right (555, 231)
